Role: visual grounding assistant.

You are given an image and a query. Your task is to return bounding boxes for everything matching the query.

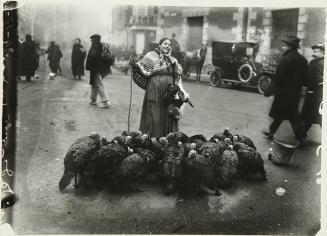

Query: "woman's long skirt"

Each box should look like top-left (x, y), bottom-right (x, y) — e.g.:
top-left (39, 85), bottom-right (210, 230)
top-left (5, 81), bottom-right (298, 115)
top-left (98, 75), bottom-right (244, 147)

top-left (139, 74), bottom-right (179, 138)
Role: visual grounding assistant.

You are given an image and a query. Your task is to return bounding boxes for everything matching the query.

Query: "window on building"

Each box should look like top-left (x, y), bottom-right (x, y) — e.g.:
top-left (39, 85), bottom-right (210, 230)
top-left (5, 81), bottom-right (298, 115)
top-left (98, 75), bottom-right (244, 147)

top-left (271, 8), bottom-right (299, 50)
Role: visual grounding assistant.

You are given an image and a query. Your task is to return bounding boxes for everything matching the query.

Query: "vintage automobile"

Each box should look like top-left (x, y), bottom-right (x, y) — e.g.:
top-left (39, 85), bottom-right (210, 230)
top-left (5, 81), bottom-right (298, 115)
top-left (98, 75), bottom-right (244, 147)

top-left (209, 41), bottom-right (274, 93)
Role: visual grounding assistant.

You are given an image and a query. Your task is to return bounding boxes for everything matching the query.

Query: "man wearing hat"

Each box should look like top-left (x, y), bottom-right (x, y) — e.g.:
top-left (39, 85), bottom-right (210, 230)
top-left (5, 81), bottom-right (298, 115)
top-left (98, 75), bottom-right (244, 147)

top-left (85, 34), bottom-right (111, 108)
top-left (263, 36), bottom-right (308, 145)
top-left (300, 42), bottom-right (324, 138)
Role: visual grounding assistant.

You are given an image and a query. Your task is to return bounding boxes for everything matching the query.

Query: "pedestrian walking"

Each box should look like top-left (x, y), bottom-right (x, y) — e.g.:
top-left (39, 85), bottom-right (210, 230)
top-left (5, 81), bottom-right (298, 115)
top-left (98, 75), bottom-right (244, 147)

top-left (170, 33), bottom-right (180, 59)
top-left (85, 34), bottom-right (111, 108)
top-left (196, 43), bottom-right (208, 81)
top-left (71, 38), bottom-right (86, 79)
top-left (300, 42), bottom-right (324, 138)
top-left (18, 34), bottom-right (39, 82)
top-left (263, 36), bottom-right (308, 146)
top-left (45, 41), bottom-right (63, 78)
top-left (137, 37), bottom-right (183, 138)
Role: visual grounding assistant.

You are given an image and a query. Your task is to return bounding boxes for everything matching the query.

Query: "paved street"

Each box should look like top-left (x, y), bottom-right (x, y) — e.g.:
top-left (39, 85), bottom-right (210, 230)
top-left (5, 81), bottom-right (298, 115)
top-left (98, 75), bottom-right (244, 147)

top-left (10, 63), bottom-right (321, 235)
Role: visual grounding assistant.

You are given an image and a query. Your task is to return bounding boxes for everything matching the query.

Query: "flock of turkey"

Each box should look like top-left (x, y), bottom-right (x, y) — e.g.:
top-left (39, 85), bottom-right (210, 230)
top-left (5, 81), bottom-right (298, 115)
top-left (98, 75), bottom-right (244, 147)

top-left (59, 128), bottom-right (267, 196)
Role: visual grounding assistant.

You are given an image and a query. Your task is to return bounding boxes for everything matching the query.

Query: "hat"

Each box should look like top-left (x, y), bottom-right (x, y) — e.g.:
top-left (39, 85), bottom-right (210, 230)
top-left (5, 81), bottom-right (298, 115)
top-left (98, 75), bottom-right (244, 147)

top-left (282, 36), bottom-right (301, 49)
top-left (311, 42), bottom-right (325, 51)
top-left (90, 34), bottom-right (101, 40)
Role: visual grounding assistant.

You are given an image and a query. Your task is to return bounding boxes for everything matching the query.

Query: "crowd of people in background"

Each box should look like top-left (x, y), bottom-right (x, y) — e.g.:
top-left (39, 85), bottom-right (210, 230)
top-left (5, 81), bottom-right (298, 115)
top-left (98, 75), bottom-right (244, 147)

top-left (16, 33), bottom-right (323, 144)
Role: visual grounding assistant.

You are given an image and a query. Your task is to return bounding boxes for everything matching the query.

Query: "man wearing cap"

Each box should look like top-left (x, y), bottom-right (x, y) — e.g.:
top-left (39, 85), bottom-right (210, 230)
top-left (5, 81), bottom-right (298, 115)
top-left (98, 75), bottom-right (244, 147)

top-left (263, 36), bottom-right (308, 145)
top-left (85, 34), bottom-right (111, 108)
top-left (301, 42), bottom-right (324, 137)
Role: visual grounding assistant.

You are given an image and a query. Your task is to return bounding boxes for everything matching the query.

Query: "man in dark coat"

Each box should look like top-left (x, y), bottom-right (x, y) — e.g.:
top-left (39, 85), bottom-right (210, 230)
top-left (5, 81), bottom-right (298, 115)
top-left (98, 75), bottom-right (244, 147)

top-left (196, 43), bottom-right (208, 81)
top-left (301, 42), bottom-right (324, 137)
top-left (71, 38), bottom-right (86, 79)
top-left (46, 41), bottom-right (63, 77)
top-left (85, 34), bottom-right (111, 108)
top-left (263, 36), bottom-right (308, 145)
top-left (170, 33), bottom-right (180, 58)
top-left (18, 34), bottom-right (38, 81)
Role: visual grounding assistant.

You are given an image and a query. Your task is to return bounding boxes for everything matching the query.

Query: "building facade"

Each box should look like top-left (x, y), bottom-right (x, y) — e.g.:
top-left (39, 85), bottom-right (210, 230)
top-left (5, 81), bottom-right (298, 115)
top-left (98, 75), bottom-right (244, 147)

top-left (112, 6), bottom-right (326, 67)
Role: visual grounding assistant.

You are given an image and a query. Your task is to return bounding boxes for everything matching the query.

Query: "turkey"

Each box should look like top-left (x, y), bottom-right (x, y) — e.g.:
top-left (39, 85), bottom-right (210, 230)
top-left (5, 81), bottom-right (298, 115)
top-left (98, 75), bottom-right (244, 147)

top-left (198, 141), bottom-right (222, 167)
top-left (110, 130), bottom-right (130, 145)
top-left (163, 83), bottom-right (194, 109)
top-left (127, 132), bottom-right (149, 149)
top-left (211, 137), bottom-right (233, 155)
top-left (232, 134), bottom-right (256, 150)
top-left (115, 152), bottom-right (148, 191)
top-left (215, 145), bottom-right (239, 188)
top-left (183, 142), bottom-right (197, 158)
top-left (59, 132), bottom-right (101, 192)
top-left (83, 139), bottom-right (131, 188)
top-left (135, 147), bottom-right (160, 175)
top-left (163, 80), bottom-right (193, 121)
top-left (233, 142), bottom-right (267, 181)
top-left (210, 128), bottom-right (233, 142)
top-left (173, 131), bottom-right (189, 143)
top-left (189, 134), bottom-right (207, 151)
top-left (159, 133), bottom-right (185, 195)
top-left (182, 150), bottom-right (221, 196)
top-left (146, 136), bottom-right (167, 156)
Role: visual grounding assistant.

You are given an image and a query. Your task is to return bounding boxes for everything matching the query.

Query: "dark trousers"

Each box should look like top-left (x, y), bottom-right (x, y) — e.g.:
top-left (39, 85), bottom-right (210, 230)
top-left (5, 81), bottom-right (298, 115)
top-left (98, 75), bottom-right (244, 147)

top-left (50, 64), bottom-right (58, 73)
top-left (269, 117), bottom-right (305, 140)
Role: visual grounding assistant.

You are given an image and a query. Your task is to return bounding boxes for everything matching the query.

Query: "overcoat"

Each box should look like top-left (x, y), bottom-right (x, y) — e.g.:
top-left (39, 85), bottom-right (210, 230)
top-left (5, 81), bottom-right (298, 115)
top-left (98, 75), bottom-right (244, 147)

top-left (269, 49), bottom-right (308, 120)
top-left (301, 57), bottom-right (324, 124)
top-left (85, 41), bottom-right (106, 85)
top-left (71, 43), bottom-right (86, 76)
top-left (19, 39), bottom-right (38, 76)
top-left (46, 45), bottom-right (63, 67)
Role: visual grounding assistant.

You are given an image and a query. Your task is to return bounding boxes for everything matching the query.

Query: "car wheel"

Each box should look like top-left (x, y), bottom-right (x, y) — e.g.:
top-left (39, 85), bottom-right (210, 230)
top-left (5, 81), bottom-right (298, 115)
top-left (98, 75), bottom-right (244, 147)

top-left (257, 75), bottom-right (271, 94)
top-left (238, 63), bottom-right (254, 83)
top-left (210, 71), bottom-right (222, 87)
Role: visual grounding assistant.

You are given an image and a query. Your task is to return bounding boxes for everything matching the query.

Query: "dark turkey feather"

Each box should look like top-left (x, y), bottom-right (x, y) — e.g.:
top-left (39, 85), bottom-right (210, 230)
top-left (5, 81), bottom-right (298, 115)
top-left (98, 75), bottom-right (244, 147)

top-left (173, 131), bottom-right (189, 143)
top-left (189, 134), bottom-right (207, 150)
top-left (215, 146), bottom-right (239, 188)
top-left (59, 132), bottom-right (101, 192)
top-left (233, 143), bottom-right (266, 181)
top-left (182, 150), bottom-right (219, 195)
top-left (233, 134), bottom-right (257, 150)
top-left (210, 128), bottom-right (233, 142)
top-left (198, 141), bottom-right (222, 166)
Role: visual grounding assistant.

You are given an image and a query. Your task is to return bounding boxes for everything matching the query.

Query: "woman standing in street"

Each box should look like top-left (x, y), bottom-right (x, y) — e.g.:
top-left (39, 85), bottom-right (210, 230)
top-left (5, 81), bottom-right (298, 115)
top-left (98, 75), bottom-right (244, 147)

top-left (71, 38), bottom-right (86, 79)
top-left (18, 34), bottom-right (38, 81)
top-left (137, 37), bottom-right (183, 138)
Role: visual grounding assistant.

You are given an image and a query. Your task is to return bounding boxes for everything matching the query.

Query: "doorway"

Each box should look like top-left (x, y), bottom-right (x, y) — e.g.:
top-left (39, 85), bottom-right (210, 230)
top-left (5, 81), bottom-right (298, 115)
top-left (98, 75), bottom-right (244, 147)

top-left (187, 16), bottom-right (203, 51)
top-left (271, 9), bottom-right (299, 50)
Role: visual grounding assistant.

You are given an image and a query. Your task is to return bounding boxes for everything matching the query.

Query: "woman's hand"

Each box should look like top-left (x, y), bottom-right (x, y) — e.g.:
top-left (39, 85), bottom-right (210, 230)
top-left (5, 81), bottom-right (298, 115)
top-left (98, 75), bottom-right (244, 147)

top-left (137, 62), bottom-right (152, 77)
top-left (164, 48), bottom-right (176, 64)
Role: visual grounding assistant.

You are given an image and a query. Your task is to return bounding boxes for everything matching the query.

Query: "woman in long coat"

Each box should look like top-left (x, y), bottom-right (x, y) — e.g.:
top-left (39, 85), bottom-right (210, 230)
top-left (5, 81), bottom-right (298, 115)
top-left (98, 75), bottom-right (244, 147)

top-left (263, 36), bottom-right (308, 143)
top-left (71, 38), bottom-right (86, 79)
top-left (18, 34), bottom-right (38, 81)
top-left (137, 37), bottom-right (183, 138)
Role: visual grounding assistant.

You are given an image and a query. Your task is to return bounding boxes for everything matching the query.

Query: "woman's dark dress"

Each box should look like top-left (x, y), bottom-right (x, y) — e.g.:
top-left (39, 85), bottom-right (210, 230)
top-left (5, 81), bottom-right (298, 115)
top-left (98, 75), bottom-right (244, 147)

top-left (71, 43), bottom-right (86, 77)
top-left (139, 51), bottom-right (180, 138)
